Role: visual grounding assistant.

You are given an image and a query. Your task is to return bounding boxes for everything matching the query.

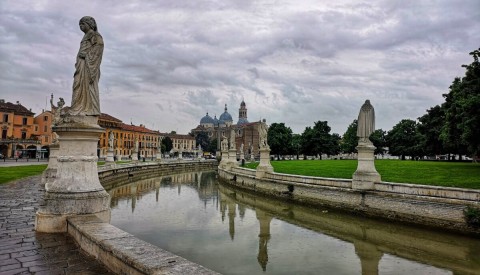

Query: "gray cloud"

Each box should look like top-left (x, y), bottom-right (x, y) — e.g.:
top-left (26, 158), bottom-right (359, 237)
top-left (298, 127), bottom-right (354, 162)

top-left (0, 0), bottom-right (479, 135)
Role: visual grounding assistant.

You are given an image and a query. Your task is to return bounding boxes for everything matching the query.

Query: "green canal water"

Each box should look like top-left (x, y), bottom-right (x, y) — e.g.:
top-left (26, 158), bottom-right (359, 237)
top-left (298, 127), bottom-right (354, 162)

top-left (109, 171), bottom-right (480, 275)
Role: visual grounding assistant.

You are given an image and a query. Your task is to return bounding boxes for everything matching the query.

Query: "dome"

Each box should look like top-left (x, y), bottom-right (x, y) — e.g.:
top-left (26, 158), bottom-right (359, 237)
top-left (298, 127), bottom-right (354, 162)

top-left (213, 115), bottom-right (219, 126)
top-left (237, 117), bottom-right (249, 125)
top-left (219, 104), bottom-right (233, 123)
top-left (200, 112), bottom-right (214, 125)
top-left (240, 100), bottom-right (246, 107)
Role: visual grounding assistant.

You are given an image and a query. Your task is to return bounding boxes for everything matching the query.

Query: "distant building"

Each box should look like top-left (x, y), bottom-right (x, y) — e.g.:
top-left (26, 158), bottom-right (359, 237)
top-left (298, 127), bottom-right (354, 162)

top-left (191, 101), bottom-right (261, 157)
top-left (33, 110), bottom-right (54, 158)
top-left (0, 99), bottom-right (40, 158)
top-left (161, 133), bottom-right (196, 156)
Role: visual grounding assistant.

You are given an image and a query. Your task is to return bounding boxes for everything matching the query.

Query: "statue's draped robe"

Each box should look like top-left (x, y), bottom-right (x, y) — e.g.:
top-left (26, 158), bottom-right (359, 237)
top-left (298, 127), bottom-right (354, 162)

top-left (357, 101), bottom-right (375, 143)
top-left (70, 30), bottom-right (103, 116)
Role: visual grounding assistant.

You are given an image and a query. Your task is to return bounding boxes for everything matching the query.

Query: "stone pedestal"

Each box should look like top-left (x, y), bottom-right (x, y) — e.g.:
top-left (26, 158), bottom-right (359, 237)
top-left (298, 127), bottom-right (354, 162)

top-left (219, 150), bottom-right (229, 170)
top-left (35, 123), bottom-right (111, 233)
top-left (105, 148), bottom-right (114, 163)
top-left (256, 148), bottom-right (273, 179)
top-left (352, 143), bottom-right (381, 190)
top-left (178, 150), bottom-right (183, 160)
top-left (156, 152), bottom-right (162, 162)
top-left (41, 143), bottom-right (59, 186)
top-left (131, 150), bottom-right (138, 161)
top-left (240, 151), bottom-right (245, 162)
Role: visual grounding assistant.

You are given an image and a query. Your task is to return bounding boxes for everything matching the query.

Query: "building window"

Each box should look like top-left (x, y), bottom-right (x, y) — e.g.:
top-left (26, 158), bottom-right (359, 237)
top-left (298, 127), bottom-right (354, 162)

top-left (44, 116), bottom-right (48, 121)
top-left (44, 125), bottom-right (47, 132)
top-left (45, 136), bottom-right (49, 143)
top-left (1, 129), bottom-right (6, 139)
top-left (35, 126), bottom-right (38, 132)
top-left (22, 117), bottom-right (27, 125)
top-left (3, 114), bottom-right (8, 122)
top-left (21, 132), bottom-right (27, 139)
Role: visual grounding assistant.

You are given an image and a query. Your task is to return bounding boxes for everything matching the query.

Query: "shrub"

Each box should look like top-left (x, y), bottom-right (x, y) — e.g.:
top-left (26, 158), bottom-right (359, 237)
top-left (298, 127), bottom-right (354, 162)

top-left (463, 206), bottom-right (480, 227)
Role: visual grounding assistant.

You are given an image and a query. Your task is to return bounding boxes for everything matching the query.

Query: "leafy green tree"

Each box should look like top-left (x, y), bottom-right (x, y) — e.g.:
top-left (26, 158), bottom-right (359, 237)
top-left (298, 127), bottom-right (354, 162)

top-left (291, 134), bottom-right (302, 159)
top-left (267, 123), bottom-right (293, 158)
top-left (328, 133), bottom-right (341, 156)
top-left (195, 131), bottom-right (210, 152)
top-left (300, 121), bottom-right (338, 158)
top-left (207, 138), bottom-right (217, 153)
top-left (341, 119), bottom-right (358, 153)
top-left (386, 119), bottom-right (423, 160)
top-left (417, 105), bottom-right (445, 156)
top-left (441, 48), bottom-right (480, 158)
top-left (369, 129), bottom-right (387, 155)
top-left (162, 136), bottom-right (173, 153)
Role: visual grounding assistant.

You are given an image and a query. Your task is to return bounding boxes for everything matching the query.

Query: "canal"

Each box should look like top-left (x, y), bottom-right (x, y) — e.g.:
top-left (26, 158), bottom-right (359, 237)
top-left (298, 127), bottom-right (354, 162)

top-left (109, 171), bottom-right (480, 275)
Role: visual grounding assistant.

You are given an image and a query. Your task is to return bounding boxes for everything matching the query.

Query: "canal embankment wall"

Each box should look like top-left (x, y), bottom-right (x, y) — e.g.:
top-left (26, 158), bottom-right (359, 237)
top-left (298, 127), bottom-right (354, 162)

top-left (66, 160), bottom-right (219, 275)
top-left (218, 166), bottom-right (480, 235)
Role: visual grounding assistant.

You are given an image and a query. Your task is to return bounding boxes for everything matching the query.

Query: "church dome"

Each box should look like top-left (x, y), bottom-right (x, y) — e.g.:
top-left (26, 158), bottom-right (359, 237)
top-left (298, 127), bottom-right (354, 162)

top-left (237, 118), bottom-right (249, 125)
top-left (200, 112), bottom-right (214, 125)
top-left (213, 115), bottom-right (219, 126)
top-left (219, 104), bottom-right (233, 123)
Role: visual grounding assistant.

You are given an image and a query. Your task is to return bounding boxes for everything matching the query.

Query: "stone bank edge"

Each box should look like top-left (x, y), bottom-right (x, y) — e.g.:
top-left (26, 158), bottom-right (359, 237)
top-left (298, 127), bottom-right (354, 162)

top-left (68, 160), bottom-right (219, 275)
top-left (219, 166), bottom-right (480, 235)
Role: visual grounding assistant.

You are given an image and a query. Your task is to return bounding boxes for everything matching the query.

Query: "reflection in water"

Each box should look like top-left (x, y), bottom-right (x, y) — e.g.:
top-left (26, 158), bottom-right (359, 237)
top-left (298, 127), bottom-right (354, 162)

top-left (109, 171), bottom-right (480, 275)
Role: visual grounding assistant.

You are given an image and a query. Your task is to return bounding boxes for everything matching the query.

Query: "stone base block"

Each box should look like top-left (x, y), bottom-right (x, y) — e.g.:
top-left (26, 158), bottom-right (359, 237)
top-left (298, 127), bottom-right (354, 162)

top-left (40, 168), bottom-right (57, 186)
top-left (35, 190), bottom-right (111, 233)
top-left (35, 209), bottom-right (111, 233)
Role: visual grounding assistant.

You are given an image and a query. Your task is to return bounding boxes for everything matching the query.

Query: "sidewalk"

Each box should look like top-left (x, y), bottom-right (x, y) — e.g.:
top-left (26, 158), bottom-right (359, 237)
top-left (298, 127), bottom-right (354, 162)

top-left (0, 159), bottom-right (48, 167)
top-left (0, 176), bottom-right (114, 275)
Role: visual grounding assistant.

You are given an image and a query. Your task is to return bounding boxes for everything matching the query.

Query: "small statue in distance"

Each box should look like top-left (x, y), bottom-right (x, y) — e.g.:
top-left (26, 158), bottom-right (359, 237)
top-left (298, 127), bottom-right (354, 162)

top-left (357, 100), bottom-right (375, 145)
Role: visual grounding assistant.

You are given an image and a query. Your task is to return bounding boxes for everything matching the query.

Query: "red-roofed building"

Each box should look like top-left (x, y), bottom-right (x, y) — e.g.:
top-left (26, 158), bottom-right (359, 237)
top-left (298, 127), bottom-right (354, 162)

top-left (0, 99), bottom-right (40, 158)
top-left (98, 113), bottom-right (161, 159)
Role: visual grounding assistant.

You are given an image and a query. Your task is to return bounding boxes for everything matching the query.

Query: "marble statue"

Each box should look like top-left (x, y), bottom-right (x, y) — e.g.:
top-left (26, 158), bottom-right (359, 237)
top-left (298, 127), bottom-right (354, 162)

top-left (240, 143), bottom-right (244, 153)
top-left (357, 100), bottom-right (375, 144)
top-left (221, 133), bottom-right (228, 151)
top-left (69, 16), bottom-right (104, 116)
top-left (108, 131), bottom-right (114, 149)
top-left (50, 94), bottom-right (65, 126)
top-left (259, 119), bottom-right (269, 149)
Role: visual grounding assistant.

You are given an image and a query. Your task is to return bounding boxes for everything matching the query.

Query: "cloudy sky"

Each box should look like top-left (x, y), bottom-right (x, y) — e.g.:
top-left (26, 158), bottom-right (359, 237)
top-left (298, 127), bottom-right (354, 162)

top-left (1, 0), bottom-right (479, 135)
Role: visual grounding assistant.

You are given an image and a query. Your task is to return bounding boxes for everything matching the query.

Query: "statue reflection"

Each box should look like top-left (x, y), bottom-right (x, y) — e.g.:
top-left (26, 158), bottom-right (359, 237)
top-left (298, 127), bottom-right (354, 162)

top-left (256, 209), bottom-right (273, 272)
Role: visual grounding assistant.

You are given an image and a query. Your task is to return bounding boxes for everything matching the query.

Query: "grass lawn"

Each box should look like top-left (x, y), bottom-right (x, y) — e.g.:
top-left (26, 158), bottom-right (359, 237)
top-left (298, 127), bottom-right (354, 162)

top-left (244, 160), bottom-right (480, 189)
top-left (0, 165), bottom-right (47, 184)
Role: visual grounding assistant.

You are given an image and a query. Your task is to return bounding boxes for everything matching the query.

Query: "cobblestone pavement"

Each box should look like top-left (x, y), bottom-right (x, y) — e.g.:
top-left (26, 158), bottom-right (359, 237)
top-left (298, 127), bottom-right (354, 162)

top-left (0, 176), bottom-right (114, 275)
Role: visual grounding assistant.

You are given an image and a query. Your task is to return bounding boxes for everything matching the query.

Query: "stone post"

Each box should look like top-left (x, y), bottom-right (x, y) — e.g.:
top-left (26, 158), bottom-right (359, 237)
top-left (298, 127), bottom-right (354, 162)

top-left (256, 148), bottom-right (273, 179)
top-left (41, 143), bottom-right (59, 186)
top-left (105, 147), bottom-right (115, 164)
top-left (352, 143), bottom-right (381, 190)
top-left (35, 122), bottom-right (111, 232)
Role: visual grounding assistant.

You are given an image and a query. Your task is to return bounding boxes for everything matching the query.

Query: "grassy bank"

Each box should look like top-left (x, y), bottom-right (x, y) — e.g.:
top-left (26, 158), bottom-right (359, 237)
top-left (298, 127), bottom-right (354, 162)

top-left (0, 165), bottom-right (48, 184)
top-left (244, 160), bottom-right (480, 189)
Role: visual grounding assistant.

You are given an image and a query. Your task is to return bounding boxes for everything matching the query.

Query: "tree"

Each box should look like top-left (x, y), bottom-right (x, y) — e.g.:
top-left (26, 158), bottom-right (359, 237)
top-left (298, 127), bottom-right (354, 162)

top-left (195, 131), bottom-right (210, 152)
top-left (162, 136), bottom-right (173, 153)
top-left (207, 138), bottom-right (217, 153)
top-left (267, 123), bottom-right (293, 158)
top-left (417, 105), bottom-right (445, 156)
top-left (341, 119), bottom-right (358, 154)
top-left (386, 119), bottom-right (423, 160)
top-left (300, 121), bottom-right (339, 158)
top-left (369, 129), bottom-right (387, 155)
top-left (441, 48), bottom-right (480, 158)
top-left (291, 134), bottom-right (302, 159)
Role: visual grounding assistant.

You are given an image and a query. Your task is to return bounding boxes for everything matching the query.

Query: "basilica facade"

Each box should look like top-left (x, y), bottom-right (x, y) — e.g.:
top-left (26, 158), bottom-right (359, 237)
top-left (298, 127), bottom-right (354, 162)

top-left (191, 101), bottom-right (261, 158)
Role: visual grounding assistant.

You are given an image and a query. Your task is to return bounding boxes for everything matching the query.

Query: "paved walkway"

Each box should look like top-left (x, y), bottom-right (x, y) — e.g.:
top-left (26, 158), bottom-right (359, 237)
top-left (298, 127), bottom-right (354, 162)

top-left (0, 176), bottom-right (114, 275)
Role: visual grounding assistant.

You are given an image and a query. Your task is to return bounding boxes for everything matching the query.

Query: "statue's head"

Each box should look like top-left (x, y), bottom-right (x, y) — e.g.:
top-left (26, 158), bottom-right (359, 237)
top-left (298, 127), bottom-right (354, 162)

top-left (79, 16), bottom-right (97, 32)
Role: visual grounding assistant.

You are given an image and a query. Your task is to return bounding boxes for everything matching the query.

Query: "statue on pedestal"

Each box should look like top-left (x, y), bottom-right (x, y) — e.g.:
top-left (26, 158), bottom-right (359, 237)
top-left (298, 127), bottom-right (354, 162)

top-left (69, 16), bottom-right (104, 116)
top-left (357, 100), bottom-right (375, 144)
top-left (259, 119), bottom-right (269, 150)
top-left (108, 131), bottom-right (114, 150)
top-left (230, 129), bottom-right (236, 150)
top-left (221, 133), bottom-right (228, 151)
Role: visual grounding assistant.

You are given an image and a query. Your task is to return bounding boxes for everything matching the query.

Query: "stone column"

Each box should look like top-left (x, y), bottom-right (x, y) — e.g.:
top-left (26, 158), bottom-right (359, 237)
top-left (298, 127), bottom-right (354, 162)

top-left (35, 123), bottom-right (111, 233)
top-left (219, 149), bottom-right (229, 169)
top-left (256, 148), bottom-right (273, 179)
top-left (131, 148), bottom-right (139, 161)
top-left (352, 143), bottom-right (381, 190)
top-left (156, 151), bottom-right (162, 162)
top-left (41, 143), bottom-right (59, 186)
